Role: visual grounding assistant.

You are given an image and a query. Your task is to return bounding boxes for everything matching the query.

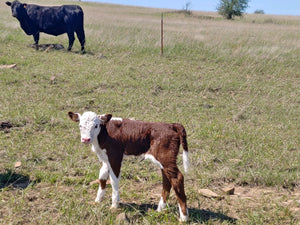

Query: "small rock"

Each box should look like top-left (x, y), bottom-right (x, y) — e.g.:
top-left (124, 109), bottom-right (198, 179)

top-left (0, 64), bottom-right (17, 69)
top-left (198, 189), bottom-right (224, 199)
top-left (14, 161), bottom-right (22, 168)
top-left (221, 186), bottom-right (235, 195)
top-left (116, 212), bottom-right (130, 224)
top-left (229, 158), bottom-right (242, 163)
top-left (50, 76), bottom-right (56, 83)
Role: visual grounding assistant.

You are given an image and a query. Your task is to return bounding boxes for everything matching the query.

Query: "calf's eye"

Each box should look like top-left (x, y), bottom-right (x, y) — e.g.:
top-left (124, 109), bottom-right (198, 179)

top-left (95, 125), bottom-right (98, 129)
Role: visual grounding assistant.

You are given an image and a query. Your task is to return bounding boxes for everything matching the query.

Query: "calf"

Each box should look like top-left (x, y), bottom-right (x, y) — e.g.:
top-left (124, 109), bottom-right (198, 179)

top-left (6, 0), bottom-right (85, 52)
top-left (68, 111), bottom-right (190, 222)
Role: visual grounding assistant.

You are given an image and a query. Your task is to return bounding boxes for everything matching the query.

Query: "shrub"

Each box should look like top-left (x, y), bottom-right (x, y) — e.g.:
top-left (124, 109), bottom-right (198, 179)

top-left (254, 9), bottom-right (265, 14)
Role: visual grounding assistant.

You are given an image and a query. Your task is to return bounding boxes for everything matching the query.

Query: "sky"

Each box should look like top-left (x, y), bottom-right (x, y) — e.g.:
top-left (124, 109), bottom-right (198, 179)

top-left (84, 0), bottom-right (300, 16)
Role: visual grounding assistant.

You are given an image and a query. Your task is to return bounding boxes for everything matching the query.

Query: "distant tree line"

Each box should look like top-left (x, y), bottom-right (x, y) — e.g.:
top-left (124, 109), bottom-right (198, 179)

top-left (254, 9), bottom-right (265, 14)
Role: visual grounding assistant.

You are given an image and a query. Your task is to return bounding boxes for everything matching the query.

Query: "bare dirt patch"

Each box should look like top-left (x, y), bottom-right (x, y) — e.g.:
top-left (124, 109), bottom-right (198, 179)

top-left (186, 181), bottom-right (300, 223)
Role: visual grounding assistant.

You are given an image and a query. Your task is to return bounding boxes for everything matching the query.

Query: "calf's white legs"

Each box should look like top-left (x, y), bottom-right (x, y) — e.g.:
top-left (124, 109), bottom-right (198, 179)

top-left (95, 163), bottom-right (109, 202)
top-left (157, 197), bottom-right (167, 212)
top-left (109, 171), bottom-right (120, 209)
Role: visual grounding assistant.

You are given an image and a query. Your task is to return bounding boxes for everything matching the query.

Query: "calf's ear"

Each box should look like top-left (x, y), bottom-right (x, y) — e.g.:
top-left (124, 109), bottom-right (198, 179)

top-left (6, 2), bottom-right (12, 6)
top-left (68, 112), bottom-right (80, 122)
top-left (99, 114), bottom-right (112, 124)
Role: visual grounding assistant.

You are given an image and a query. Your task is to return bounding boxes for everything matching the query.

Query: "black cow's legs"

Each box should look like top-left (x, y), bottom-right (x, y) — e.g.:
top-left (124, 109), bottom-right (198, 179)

top-left (67, 31), bottom-right (75, 51)
top-left (75, 29), bottom-right (85, 53)
top-left (33, 32), bottom-right (40, 50)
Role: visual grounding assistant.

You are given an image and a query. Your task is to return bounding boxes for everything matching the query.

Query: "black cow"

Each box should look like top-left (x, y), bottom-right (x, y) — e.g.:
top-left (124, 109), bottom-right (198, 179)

top-left (6, 0), bottom-right (85, 52)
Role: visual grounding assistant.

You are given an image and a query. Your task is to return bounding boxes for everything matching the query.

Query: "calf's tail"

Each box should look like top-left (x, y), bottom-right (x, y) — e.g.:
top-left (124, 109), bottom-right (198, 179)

top-left (173, 123), bottom-right (190, 173)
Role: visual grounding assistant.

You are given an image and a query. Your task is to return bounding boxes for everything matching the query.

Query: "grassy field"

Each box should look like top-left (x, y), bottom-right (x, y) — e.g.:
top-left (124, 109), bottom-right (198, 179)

top-left (0, 0), bottom-right (299, 224)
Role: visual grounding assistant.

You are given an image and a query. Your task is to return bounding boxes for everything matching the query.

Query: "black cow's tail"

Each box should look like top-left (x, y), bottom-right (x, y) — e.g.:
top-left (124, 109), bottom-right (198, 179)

top-left (173, 123), bottom-right (190, 173)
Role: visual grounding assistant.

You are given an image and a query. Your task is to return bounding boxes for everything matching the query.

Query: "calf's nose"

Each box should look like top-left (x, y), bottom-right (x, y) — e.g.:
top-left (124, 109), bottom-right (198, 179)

top-left (81, 138), bottom-right (91, 143)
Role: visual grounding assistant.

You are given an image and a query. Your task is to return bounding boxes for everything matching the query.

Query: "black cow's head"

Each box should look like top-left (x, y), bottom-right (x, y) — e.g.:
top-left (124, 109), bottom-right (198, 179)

top-left (6, 1), bottom-right (27, 19)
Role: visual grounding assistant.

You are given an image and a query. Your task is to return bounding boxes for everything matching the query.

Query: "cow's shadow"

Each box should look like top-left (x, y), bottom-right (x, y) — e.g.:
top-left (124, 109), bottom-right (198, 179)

top-left (119, 202), bottom-right (237, 224)
top-left (28, 43), bottom-right (104, 56)
top-left (28, 43), bottom-right (89, 54)
top-left (28, 43), bottom-right (64, 51)
top-left (0, 169), bottom-right (34, 189)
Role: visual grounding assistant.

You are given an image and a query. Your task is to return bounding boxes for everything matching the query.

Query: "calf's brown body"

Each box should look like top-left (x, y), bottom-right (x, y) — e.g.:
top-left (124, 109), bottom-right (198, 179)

top-left (68, 111), bottom-right (189, 221)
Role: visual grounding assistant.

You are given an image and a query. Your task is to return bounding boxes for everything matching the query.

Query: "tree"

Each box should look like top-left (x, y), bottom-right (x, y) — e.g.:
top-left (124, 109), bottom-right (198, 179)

top-left (217, 0), bottom-right (249, 20)
top-left (254, 9), bottom-right (265, 14)
top-left (182, 1), bottom-right (192, 15)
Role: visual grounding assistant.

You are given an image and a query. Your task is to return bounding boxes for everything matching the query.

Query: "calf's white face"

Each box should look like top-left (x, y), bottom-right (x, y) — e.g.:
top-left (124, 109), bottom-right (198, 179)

top-left (68, 111), bottom-right (112, 144)
top-left (68, 111), bottom-right (101, 144)
top-left (79, 112), bottom-right (101, 144)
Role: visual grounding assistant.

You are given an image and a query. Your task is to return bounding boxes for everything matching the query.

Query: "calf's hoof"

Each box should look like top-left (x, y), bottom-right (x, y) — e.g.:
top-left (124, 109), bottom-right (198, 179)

top-left (110, 203), bottom-right (119, 210)
top-left (95, 197), bottom-right (103, 203)
top-left (179, 215), bottom-right (188, 222)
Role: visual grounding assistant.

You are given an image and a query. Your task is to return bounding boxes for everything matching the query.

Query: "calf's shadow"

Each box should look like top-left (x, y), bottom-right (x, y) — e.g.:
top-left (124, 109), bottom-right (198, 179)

top-left (119, 202), bottom-right (237, 224)
top-left (0, 169), bottom-right (34, 189)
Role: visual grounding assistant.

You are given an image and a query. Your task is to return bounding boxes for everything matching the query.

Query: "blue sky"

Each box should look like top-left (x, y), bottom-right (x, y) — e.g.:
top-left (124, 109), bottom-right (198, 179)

top-left (85, 0), bottom-right (300, 15)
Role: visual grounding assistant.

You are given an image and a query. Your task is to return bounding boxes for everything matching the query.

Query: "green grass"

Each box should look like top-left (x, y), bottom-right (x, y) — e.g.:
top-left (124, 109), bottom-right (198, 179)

top-left (0, 0), bottom-right (299, 224)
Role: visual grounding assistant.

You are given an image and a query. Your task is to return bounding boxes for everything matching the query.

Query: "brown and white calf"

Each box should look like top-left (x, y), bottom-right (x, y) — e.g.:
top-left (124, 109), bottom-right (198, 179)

top-left (68, 111), bottom-right (190, 222)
